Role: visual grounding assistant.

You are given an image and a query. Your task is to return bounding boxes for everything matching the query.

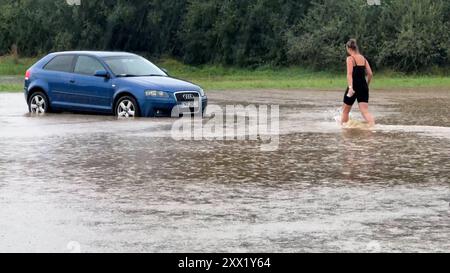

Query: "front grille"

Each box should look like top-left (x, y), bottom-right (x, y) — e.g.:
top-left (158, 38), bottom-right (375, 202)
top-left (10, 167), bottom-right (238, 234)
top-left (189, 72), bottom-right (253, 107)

top-left (175, 92), bottom-right (199, 102)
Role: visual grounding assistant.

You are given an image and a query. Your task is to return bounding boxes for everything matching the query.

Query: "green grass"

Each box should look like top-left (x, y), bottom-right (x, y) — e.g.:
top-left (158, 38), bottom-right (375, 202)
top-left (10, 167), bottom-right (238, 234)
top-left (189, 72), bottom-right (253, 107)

top-left (158, 59), bottom-right (450, 90)
top-left (1, 56), bottom-right (449, 92)
top-left (0, 55), bottom-right (37, 76)
top-left (0, 83), bottom-right (23, 92)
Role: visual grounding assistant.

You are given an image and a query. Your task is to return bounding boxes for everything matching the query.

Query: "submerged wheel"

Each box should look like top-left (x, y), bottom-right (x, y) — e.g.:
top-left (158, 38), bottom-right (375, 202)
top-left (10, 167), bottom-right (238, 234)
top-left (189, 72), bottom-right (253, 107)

top-left (115, 96), bottom-right (140, 118)
top-left (28, 92), bottom-right (49, 114)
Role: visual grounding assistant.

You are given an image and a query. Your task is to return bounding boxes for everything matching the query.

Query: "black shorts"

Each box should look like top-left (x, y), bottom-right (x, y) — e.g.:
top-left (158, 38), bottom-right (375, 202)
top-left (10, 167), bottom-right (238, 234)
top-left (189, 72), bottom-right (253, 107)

top-left (343, 87), bottom-right (369, 106)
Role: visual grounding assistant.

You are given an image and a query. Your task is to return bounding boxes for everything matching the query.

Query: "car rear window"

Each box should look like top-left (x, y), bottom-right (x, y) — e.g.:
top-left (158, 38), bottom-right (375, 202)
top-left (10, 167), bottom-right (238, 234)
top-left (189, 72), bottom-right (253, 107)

top-left (44, 55), bottom-right (75, 73)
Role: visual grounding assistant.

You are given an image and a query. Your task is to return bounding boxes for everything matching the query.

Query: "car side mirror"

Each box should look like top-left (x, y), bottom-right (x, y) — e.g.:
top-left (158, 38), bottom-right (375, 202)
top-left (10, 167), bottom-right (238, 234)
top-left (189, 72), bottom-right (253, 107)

top-left (94, 70), bottom-right (109, 78)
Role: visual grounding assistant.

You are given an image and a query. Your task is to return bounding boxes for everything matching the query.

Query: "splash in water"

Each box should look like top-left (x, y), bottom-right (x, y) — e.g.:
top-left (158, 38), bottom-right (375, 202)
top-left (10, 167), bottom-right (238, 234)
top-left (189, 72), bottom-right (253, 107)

top-left (342, 119), bottom-right (373, 129)
top-left (329, 108), bottom-right (374, 130)
top-left (328, 108), bottom-right (347, 124)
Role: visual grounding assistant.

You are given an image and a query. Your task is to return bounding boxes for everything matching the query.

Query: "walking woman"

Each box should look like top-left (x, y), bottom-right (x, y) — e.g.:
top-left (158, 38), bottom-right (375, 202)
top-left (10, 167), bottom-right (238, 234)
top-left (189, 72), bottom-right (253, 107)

top-left (341, 39), bottom-right (375, 127)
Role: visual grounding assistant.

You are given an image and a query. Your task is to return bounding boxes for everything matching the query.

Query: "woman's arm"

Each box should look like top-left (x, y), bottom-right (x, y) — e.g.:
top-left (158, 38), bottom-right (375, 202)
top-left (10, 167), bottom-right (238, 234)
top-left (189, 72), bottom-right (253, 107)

top-left (346, 57), bottom-right (354, 88)
top-left (346, 57), bottom-right (355, 96)
top-left (365, 60), bottom-right (373, 85)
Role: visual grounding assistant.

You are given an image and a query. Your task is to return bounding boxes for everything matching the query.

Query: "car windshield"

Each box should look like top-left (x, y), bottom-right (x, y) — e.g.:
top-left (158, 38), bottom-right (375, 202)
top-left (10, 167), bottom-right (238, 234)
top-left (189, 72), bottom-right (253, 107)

top-left (103, 56), bottom-right (167, 77)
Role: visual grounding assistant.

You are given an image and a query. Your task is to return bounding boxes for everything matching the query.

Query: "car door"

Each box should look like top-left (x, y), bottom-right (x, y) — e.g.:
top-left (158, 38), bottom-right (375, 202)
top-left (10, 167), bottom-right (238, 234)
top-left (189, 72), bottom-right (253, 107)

top-left (70, 55), bottom-right (115, 111)
top-left (41, 55), bottom-right (76, 108)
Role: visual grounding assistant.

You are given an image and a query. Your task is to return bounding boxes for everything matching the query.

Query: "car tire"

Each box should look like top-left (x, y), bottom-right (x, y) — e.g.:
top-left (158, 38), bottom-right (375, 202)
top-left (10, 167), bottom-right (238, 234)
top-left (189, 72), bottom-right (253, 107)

top-left (115, 96), bottom-right (140, 118)
top-left (28, 91), bottom-right (50, 114)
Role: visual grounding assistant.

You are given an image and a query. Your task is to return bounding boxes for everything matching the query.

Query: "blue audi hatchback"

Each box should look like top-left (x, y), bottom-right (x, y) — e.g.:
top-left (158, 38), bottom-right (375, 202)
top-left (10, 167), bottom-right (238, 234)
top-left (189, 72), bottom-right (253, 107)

top-left (24, 51), bottom-right (207, 118)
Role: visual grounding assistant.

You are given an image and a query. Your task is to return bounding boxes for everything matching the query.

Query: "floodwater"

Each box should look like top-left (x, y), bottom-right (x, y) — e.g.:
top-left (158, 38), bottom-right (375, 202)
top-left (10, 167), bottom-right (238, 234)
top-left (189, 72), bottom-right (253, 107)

top-left (0, 88), bottom-right (449, 253)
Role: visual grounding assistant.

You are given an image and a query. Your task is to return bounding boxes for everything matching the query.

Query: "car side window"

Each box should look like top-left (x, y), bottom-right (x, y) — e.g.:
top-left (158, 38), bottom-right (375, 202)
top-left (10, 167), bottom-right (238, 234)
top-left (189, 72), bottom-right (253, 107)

top-left (44, 55), bottom-right (75, 73)
top-left (74, 56), bottom-right (105, 76)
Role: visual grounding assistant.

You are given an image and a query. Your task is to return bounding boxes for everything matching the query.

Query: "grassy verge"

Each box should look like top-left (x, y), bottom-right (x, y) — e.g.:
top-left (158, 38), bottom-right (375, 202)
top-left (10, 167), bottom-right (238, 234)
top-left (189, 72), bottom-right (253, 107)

top-left (1, 56), bottom-right (449, 92)
top-left (158, 59), bottom-right (450, 90)
top-left (0, 83), bottom-right (23, 92)
top-left (0, 55), bottom-right (37, 76)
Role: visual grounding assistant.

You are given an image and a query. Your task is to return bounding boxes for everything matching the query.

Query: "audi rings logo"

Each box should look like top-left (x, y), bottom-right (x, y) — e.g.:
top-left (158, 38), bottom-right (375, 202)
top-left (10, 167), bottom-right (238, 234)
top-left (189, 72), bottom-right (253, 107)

top-left (183, 94), bottom-right (195, 100)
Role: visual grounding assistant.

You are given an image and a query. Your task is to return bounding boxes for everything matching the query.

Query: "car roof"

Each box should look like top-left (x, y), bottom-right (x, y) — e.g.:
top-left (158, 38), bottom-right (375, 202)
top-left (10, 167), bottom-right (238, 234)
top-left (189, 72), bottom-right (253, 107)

top-left (49, 51), bottom-right (137, 58)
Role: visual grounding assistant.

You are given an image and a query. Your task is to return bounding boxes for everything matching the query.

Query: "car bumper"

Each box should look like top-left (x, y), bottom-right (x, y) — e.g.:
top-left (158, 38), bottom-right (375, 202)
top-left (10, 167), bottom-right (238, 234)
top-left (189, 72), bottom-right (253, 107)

top-left (140, 97), bottom-right (208, 117)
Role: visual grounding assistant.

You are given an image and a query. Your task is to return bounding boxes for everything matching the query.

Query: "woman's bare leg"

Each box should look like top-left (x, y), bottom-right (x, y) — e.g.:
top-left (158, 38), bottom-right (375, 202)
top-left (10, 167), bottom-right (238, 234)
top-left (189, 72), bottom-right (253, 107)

top-left (341, 104), bottom-right (352, 124)
top-left (358, 103), bottom-right (375, 126)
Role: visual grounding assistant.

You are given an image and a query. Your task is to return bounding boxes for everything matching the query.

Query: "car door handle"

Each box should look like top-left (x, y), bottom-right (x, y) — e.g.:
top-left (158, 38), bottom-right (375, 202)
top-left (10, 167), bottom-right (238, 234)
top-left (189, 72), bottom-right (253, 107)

top-left (69, 80), bottom-right (75, 84)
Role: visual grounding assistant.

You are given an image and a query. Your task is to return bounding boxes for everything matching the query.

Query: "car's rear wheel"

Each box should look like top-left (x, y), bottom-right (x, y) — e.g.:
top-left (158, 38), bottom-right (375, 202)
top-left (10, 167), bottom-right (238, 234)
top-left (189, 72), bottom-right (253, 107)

top-left (28, 92), bottom-right (49, 114)
top-left (115, 96), bottom-right (140, 118)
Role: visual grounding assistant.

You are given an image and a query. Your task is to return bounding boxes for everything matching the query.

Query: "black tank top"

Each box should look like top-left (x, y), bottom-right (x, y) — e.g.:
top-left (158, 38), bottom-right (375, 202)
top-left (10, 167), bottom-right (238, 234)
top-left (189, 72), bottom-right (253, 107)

top-left (351, 56), bottom-right (368, 92)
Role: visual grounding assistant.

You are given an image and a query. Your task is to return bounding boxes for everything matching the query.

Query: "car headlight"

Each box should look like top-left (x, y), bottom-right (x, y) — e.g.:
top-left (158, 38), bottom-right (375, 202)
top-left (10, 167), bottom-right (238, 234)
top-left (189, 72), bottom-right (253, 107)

top-left (145, 90), bottom-right (169, 98)
top-left (199, 88), bottom-right (205, 97)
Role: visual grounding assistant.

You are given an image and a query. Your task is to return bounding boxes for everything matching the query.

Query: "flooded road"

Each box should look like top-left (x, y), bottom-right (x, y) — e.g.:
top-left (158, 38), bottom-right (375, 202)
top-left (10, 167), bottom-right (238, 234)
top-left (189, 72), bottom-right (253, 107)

top-left (0, 89), bottom-right (449, 252)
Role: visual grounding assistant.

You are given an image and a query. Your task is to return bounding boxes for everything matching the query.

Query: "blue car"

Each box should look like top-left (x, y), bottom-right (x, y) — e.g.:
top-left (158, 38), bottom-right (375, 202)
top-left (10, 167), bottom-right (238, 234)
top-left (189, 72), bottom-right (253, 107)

top-left (24, 51), bottom-right (207, 118)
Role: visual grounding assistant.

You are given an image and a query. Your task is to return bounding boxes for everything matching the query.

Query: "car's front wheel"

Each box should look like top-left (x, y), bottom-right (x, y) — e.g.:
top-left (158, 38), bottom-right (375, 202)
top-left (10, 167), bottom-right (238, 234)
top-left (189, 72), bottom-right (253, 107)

top-left (28, 92), bottom-right (49, 114)
top-left (115, 96), bottom-right (140, 118)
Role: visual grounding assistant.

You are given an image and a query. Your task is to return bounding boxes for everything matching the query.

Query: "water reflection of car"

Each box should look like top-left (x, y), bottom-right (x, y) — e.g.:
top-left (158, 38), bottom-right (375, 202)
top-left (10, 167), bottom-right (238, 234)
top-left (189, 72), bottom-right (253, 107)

top-left (24, 51), bottom-right (207, 118)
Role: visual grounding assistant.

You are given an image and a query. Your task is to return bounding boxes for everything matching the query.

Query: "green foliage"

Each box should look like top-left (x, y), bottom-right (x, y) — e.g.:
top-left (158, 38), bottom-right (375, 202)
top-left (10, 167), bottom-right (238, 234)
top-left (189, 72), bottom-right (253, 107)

top-left (0, 0), bottom-right (448, 72)
top-left (286, 0), bottom-right (450, 72)
top-left (286, 0), bottom-right (364, 69)
top-left (376, 0), bottom-right (450, 72)
top-left (180, 0), bottom-right (310, 67)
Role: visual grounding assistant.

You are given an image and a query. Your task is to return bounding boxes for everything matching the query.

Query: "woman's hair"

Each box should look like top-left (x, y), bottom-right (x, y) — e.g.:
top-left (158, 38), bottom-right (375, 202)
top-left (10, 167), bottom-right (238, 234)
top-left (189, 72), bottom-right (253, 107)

top-left (346, 39), bottom-right (359, 52)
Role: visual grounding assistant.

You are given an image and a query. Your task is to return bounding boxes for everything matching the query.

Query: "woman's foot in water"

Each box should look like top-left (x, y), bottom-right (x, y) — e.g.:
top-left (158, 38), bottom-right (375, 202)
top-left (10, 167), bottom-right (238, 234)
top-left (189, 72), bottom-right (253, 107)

top-left (341, 104), bottom-right (352, 125)
top-left (358, 103), bottom-right (375, 127)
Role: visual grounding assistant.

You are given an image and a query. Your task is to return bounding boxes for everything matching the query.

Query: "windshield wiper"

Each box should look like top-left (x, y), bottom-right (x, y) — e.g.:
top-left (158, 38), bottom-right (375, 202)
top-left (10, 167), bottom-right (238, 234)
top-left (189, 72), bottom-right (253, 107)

top-left (116, 74), bottom-right (166, 78)
top-left (137, 74), bottom-right (167, 77)
top-left (116, 74), bottom-right (139, 78)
